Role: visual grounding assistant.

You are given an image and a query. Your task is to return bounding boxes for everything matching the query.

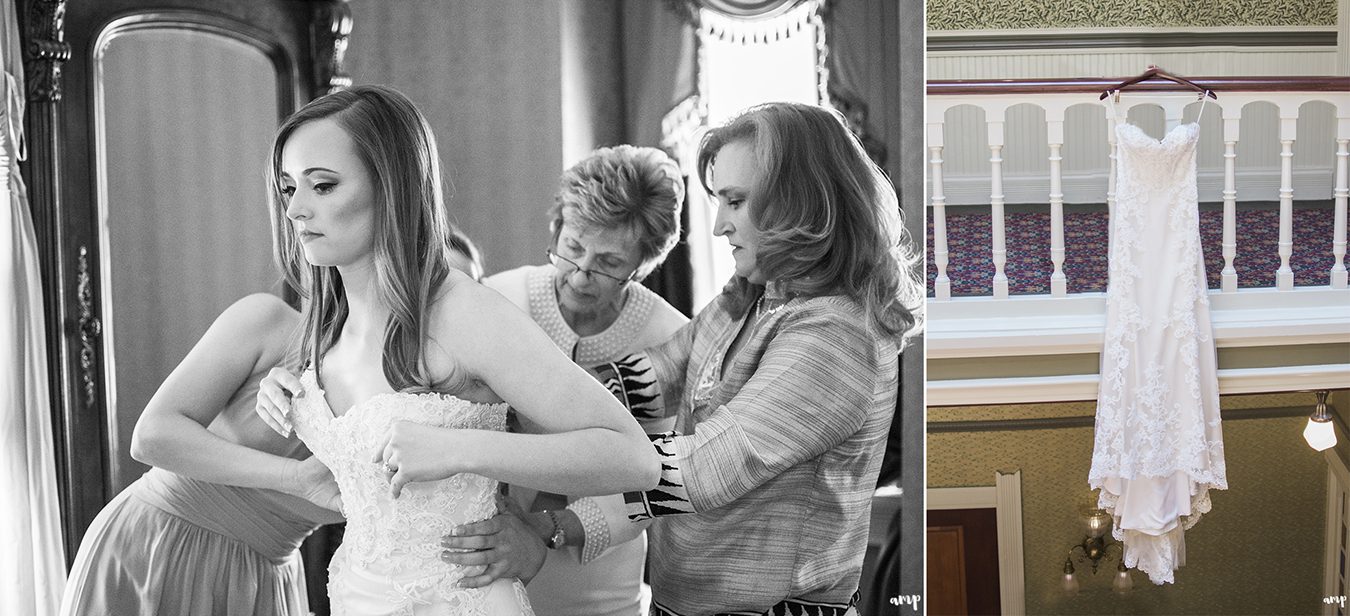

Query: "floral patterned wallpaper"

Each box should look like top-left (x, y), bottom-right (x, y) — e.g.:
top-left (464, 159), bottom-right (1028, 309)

top-left (927, 0), bottom-right (1336, 31)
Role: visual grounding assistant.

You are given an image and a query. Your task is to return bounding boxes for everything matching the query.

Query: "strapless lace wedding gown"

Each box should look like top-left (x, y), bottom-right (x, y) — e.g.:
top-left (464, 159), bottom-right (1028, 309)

top-left (292, 369), bottom-right (534, 615)
top-left (1088, 115), bottom-right (1227, 585)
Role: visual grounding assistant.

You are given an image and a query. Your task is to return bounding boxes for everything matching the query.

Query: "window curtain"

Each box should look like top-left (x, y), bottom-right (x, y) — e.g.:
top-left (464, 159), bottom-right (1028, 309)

top-left (0, 0), bottom-right (66, 612)
top-left (617, 2), bottom-right (699, 316)
top-left (642, 1), bottom-right (827, 312)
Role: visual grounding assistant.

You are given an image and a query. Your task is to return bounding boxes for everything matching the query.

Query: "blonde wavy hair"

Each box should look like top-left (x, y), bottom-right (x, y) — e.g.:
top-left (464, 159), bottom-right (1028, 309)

top-left (696, 102), bottom-right (923, 344)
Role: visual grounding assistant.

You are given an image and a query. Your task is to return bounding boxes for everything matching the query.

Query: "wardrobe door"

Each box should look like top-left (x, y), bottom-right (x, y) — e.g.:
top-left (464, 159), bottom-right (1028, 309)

top-left (19, 0), bottom-right (349, 563)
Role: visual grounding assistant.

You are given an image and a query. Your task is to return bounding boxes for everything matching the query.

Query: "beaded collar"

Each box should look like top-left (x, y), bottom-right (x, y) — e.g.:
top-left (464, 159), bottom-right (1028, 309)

top-left (526, 265), bottom-right (654, 364)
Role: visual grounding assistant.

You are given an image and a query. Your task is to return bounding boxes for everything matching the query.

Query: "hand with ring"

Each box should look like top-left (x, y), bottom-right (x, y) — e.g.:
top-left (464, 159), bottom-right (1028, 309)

top-left (370, 420), bottom-right (463, 498)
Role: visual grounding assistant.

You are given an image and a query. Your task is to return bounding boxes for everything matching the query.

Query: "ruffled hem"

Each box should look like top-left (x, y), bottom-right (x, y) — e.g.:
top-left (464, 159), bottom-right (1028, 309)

top-left (1091, 472), bottom-right (1222, 585)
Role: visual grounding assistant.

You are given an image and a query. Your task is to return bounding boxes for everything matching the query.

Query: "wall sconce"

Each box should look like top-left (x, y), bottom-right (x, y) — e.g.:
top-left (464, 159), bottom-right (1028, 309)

top-left (1304, 390), bottom-right (1335, 451)
top-left (1061, 508), bottom-right (1133, 594)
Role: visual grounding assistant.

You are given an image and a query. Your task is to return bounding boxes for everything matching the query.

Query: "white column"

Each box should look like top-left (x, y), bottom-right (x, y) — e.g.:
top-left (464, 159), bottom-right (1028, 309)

top-left (1221, 111), bottom-right (1241, 292)
top-left (1047, 107), bottom-right (1067, 296)
top-left (996, 470), bottom-right (1027, 616)
top-left (988, 108), bottom-right (1008, 299)
top-left (929, 119), bottom-right (952, 300)
top-left (1333, 120), bottom-right (1348, 289)
top-left (1277, 112), bottom-right (1297, 291)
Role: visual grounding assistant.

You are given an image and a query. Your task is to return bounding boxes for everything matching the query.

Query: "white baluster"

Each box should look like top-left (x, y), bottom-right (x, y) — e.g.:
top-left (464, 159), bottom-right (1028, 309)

top-left (929, 119), bottom-right (951, 300)
top-left (988, 109), bottom-right (1008, 299)
top-left (1047, 108), bottom-right (1067, 296)
top-left (1277, 113), bottom-right (1297, 290)
top-left (1221, 112), bottom-right (1240, 292)
top-left (1333, 127), bottom-right (1348, 289)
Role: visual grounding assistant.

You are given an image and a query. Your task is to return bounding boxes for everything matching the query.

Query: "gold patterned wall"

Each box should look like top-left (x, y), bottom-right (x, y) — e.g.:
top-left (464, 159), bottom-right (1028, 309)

top-left (927, 0), bottom-right (1337, 31)
top-left (929, 391), bottom-right (1332, 614)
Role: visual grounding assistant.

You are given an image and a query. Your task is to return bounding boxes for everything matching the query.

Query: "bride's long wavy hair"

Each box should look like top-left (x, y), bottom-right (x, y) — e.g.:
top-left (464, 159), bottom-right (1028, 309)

top-left (696, 102), bottom-right (924, 345)
top-left (266, 85), bottom-right (458, 391)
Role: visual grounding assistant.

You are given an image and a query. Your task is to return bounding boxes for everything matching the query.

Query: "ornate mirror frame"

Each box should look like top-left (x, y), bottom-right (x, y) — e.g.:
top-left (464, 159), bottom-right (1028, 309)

top-left (18, 0), bottom-right (350, 563)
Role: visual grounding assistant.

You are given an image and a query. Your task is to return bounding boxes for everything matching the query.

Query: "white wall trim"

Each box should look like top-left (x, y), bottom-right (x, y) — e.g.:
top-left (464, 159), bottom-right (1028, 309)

top-left (1323, 452), bottom-right (1350, 614)
top-left (995, 471), bottom-right (1027, 616)
top-left (926, 286), bottom-right (1350, 405)
top-left (928, 288), bottom-right (1350, 359)
top-left (927, 472), bottom-right (1028, 616)
top-left (928, 485), bottom-right (997, 509)
top-left (929, 26), bottom-right (1340, 40)
top-left (927, 364), bottom-right (1350, 407)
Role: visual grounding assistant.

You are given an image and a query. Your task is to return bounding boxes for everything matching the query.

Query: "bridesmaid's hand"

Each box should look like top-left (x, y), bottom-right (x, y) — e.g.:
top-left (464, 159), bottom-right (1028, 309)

top-left (256, 367), bottom-right (303, 437)
top-left (286, 456), bottom-right (342, 513)
top-left (372, 421), bottom-right (460, 498)
top-left (440, 494), bottom-right (548, 587)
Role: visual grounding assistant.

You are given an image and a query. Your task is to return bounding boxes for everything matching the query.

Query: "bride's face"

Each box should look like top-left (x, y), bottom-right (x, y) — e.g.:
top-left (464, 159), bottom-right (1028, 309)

top-left (279, 118), bottom-right (377, 270)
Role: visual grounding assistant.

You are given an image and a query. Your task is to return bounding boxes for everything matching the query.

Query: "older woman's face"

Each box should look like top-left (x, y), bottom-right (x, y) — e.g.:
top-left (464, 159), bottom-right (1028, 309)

top-left (552, 213), bottom-right (642, 312)
top-left (709, 140), bottom-right (765, 285)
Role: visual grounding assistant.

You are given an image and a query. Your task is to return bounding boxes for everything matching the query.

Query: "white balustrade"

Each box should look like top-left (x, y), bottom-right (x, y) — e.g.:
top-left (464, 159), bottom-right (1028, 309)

top-left (1221, 109), bottom-right (1241, 292)
top-left (929, 119), bottom-right (951, 300)
top-left (1046, 105), bottom-right (1067, 296)
top-left (927, 85), bottom-right (1349, 301)
top-left (1277, 111), bottom-right (1297, 290)
top-left (1333, 125), bottom-right (1348, 289)
top-left (988, 108), bottom-right (1008, 299)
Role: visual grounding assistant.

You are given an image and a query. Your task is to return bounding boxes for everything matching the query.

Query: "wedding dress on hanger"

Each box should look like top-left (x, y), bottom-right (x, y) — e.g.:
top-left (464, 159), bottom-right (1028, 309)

top-left (1088, 96), bottom-right (1228, 585)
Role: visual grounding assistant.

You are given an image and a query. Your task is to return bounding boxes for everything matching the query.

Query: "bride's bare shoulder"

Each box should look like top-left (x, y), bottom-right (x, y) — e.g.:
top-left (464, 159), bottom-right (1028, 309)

top-left (421, 270), bottom-right (526, 397)
top-left (430, 268), bottom-right (526, 329)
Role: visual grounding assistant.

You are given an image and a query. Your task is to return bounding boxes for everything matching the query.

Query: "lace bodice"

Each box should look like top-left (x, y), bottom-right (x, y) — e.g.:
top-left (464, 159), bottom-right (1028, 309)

top-left (292, 369), bottom-right (516, 607)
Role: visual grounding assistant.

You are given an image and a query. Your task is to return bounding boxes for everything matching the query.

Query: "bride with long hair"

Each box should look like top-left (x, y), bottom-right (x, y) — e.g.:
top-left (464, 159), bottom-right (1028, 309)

top-left (253, 85), bottom-right (659, 615)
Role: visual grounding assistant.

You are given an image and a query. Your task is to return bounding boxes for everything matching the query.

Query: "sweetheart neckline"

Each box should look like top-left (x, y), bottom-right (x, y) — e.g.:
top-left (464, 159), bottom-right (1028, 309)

top-left (1115, 120), bottom-right (1198, 146)
top-left (299, 368), bottom-right (505, 422)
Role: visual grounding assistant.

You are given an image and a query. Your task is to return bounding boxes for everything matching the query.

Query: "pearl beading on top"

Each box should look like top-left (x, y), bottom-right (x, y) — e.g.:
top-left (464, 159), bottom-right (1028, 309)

top-left (526, 265), bottom-right (655, 364)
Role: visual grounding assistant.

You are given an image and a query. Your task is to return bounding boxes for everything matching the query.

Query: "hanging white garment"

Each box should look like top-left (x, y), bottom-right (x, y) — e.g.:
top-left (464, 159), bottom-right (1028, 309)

top-left (0, 0), bottom-right (67, 609)
top-left (1088, 98), bottom-right (1227, 585)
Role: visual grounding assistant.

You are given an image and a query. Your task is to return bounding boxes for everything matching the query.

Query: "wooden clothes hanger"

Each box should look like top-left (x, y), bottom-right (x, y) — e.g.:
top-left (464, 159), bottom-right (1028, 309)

top-left (1100, 65), bottom-right (1218, 101)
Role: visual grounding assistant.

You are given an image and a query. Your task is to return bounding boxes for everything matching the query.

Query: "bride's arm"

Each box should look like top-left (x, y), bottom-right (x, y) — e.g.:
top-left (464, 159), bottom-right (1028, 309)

top-left (378, 278), bottom-right (659, 498)
top-left (131, 293), bottom-right (341, 518)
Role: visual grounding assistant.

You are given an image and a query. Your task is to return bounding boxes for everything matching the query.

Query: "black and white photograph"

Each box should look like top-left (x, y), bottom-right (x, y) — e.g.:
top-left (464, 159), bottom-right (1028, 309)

top-left (4, 1), bottom-right (920, 615)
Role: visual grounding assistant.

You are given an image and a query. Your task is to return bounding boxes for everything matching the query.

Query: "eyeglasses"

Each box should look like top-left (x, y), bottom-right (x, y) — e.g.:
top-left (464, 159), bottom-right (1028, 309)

top-left (546, 249), bottom-right (637, 285)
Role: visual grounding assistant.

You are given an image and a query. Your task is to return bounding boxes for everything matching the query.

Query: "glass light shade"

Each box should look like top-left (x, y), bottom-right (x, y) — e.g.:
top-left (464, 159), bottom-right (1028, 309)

top-left (1113, 566), bottom-right (1134, 593)
top-left (1062, 572), bottom-right (1080, 594)
top-left (1304, 417), bottom-right (1337, 451)
top-left (1085, 510), bottom-right (1111, 539)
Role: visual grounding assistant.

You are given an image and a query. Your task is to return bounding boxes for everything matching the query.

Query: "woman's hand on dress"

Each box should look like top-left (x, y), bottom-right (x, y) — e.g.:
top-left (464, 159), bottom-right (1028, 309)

top-left (286, 456), bottom-right (342, 512)
top-left (371, 421), bottom-right (460, 498)
top-left (440, 494), bottom-right (548, 587)
top-left (255, 367), bottom-right (303, 437)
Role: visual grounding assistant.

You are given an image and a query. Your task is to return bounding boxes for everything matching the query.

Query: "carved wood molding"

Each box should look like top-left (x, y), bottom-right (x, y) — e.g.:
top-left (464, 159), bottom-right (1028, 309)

top-left (22, 0), bottom-right (69, 102)
top-left (311, 0), bottom-right (351, 96)
top-left (75, 246), bottom-right (101, 408)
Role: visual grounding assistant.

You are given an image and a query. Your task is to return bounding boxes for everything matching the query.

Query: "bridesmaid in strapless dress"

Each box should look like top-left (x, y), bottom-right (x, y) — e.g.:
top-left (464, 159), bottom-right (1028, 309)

top-left (58, 293), bottom-right (343, 616)
top-left (252, 86), bottom-right (659, 615)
